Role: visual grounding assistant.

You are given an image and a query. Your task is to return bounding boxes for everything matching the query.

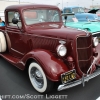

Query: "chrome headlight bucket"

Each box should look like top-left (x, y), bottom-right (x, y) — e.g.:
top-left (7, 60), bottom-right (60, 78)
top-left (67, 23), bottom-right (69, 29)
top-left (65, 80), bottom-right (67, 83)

top-left (93, 37), bottom-right (99, 46)
top-left (57, 44), bottom-right (67, 57)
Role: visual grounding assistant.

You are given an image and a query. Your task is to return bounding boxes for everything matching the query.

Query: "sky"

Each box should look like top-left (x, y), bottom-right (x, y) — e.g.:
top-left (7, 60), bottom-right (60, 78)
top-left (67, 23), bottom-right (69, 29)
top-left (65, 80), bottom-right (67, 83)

top-left (9, 0), bottom-right (100, 9)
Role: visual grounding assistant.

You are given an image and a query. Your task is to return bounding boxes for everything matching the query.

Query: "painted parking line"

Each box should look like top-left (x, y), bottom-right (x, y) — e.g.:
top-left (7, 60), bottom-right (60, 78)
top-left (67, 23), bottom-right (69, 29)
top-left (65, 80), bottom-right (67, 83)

top-left (0, 97), bottom-right (2, 100)
top-left (96, 97), bottom-right (100, 100)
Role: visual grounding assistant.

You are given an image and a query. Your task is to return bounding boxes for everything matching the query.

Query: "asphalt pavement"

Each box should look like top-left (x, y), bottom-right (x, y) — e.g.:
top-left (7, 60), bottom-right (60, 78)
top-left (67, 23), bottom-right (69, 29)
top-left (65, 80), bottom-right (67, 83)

top-left (0, 57), bottom-right (100, 100)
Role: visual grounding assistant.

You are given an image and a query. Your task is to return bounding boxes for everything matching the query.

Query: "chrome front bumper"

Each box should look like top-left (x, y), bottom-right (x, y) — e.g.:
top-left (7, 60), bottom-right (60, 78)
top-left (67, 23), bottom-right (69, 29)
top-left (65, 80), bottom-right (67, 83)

top-left (92, 32), bottom-right (100, 37)
top-left (58, 68), bottom-right (100, 91)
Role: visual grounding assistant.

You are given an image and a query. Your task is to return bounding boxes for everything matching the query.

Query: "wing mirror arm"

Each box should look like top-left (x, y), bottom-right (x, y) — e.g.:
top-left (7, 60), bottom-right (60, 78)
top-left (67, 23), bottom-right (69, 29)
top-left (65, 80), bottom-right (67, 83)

top-left (12, 18), bottom-right (23, 32)
top-left (64, 16), bottom-right (67, 26)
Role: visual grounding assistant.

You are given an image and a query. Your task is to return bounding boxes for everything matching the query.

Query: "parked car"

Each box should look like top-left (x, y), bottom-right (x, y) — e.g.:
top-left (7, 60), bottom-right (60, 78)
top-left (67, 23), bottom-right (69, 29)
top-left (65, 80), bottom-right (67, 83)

top-left (95, 9), bottom-right (100, 19)
top-left (63, 7), bottom-right (99, 22)
top-left (88, 8), bottom-right (100, 20)
top-left (0, 4), bottom-right (100, 93)
top-left (97, 14), bottom-right (100, 20)
top-left (62, 13), bottom-right (100, 36)
top-left (88, 8), bottom-right (100, 14)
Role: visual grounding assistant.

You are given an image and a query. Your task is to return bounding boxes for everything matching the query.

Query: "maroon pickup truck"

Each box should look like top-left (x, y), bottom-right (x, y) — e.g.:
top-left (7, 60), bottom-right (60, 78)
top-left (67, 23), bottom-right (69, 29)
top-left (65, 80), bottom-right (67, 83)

top-left (0, 4), bottom-right (100, 93)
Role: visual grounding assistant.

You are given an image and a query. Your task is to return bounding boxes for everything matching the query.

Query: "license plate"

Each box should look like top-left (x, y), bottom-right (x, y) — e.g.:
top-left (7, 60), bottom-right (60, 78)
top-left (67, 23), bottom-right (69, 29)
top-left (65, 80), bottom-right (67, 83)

top-left (61, 69), bottom-right (76, 84)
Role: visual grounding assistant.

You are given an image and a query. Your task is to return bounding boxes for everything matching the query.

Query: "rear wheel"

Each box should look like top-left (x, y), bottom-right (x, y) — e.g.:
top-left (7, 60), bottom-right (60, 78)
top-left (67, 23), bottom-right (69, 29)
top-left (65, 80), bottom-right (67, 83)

top-left (28, 62), bottom-right (53, 93)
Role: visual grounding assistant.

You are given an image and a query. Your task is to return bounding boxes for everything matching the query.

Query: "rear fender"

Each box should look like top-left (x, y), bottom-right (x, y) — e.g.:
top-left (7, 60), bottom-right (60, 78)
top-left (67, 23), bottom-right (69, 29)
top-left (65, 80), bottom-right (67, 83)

top-left (22, 49), bottom-right (69, 81)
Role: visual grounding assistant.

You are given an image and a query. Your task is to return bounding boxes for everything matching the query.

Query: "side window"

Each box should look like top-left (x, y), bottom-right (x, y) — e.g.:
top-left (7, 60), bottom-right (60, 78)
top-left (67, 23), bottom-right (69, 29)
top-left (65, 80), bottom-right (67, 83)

top-left (66, 9), bottom-right (71, 13)
top-left (8, 11), bottom-right (22, 27)
top-left (23, 10), bottom-right (38, 25)
top-left (24, 11), bottom-right (37, 19)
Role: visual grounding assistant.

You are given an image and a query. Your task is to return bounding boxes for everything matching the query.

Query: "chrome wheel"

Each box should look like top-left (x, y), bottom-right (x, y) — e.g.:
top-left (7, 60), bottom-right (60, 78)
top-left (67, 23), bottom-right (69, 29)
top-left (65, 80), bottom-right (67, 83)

top-left (28, 62), bottom-right (54, 93)
top-left (30, 67), bottom-right (44, 89)
top-left (28, 62), bottom-right (47, 93)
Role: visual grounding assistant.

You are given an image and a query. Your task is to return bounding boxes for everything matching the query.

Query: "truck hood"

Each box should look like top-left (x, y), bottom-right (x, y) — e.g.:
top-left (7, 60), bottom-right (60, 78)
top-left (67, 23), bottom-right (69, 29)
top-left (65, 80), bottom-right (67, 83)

top-left (66, 22), bottom-right (100, 33)
top-left (26, 23), bottom-right (88, 40)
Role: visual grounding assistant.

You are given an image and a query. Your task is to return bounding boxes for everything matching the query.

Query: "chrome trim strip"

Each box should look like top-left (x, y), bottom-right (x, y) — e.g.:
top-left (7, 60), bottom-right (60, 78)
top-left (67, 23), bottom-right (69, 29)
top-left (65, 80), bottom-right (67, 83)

top-left (58, 68), bottom-right (100, 91)
top-left (11, 48), bottom-right (24, 55)
top-left (78, 56), bottom-right (92, 61)
top-left (92, 32), bottom-right (100, 35)
top-left (77, 44), bottom-right (92, 49)
top-left (19, 61), bottom-right (25, 66)
top-left (87, 57), bottom-right (98, 74)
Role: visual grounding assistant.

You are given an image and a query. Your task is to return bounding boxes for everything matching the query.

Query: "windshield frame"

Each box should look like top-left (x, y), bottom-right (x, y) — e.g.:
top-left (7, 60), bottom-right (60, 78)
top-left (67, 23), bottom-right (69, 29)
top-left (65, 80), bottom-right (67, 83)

top-left (22, 8), bottom-right (61, 26)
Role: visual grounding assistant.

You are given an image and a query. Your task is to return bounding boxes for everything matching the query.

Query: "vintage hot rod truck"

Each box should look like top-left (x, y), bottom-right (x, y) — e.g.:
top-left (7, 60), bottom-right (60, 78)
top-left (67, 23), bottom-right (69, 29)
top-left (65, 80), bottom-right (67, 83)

top-left (0, 4), bottom-right (100, 93)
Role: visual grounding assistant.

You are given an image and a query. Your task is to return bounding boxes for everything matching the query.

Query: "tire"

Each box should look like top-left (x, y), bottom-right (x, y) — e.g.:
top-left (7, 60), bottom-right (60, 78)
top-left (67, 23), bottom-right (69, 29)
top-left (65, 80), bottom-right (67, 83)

top-left (0, 32), bottom-right (6, 52)
top-left (28, 62), bottom-right (53, 93)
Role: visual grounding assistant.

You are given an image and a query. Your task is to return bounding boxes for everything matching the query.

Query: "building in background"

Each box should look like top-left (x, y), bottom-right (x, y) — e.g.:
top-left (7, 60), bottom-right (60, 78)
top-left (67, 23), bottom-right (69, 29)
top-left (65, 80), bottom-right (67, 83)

top-left (90, 5), bottom-right (100, 9)
top-left (0, 0), bottom-right (30, 11)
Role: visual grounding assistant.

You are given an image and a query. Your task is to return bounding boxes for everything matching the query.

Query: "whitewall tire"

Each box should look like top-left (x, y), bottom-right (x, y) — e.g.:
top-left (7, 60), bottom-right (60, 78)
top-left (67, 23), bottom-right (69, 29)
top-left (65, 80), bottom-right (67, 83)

top-left (0, 32), bottom-right (6, 52)
top-left (28, 62), bottom-right (53, 93)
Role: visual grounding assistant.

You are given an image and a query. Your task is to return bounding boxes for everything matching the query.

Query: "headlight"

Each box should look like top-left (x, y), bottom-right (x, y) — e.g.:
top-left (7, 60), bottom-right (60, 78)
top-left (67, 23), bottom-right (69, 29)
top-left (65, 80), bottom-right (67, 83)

top-left (57, 45), bottom-right (67, 57)
top-left (93, 37), bottom-right (99, 46)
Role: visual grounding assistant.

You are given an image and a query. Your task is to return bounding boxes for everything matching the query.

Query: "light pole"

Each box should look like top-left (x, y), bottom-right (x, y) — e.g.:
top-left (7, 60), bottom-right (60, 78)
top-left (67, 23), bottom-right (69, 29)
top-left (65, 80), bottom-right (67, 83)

top-left (19, 0), bottom-right (20, 4)
top-left (57, 3), bottom-right (60, 7)
top-left (62, 0), bottom-right (63, 10)
top-left (78, 4), bottom-right (79, 6)
top-left (92, 0), bottom-right (94, 8)
top-left (97, 3), bottom-right (98, 8)
top-left (67, 2), bottom-right (68, 7)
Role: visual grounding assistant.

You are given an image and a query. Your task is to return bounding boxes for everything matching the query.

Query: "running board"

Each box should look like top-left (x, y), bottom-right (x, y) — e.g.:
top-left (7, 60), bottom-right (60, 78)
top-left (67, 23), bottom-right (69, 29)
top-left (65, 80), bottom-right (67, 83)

top-left (0, 53), bottom-right (24, 69)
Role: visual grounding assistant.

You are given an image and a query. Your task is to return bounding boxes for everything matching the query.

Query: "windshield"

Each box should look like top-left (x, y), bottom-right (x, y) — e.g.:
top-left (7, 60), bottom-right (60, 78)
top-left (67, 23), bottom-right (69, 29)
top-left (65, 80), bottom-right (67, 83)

top-left (72, 7), bottom-right (85, 13)
top-left (23, 9), bottom-right (60, 25)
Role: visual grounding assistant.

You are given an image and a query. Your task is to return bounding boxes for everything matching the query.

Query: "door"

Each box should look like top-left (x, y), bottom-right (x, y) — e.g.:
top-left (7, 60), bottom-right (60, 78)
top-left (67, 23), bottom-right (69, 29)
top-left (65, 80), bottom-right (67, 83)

top-left (6, 11), bottom-right (26, 58)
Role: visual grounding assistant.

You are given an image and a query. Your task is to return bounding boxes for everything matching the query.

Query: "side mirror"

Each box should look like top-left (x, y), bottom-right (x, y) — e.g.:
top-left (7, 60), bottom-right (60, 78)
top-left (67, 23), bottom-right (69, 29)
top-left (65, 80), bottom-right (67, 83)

top-left (64, 16), bottom-right (67, 20)
top-left (63, 16), bottom-right (67, 26)
top-left (12, 18), bottom-right (18, 24)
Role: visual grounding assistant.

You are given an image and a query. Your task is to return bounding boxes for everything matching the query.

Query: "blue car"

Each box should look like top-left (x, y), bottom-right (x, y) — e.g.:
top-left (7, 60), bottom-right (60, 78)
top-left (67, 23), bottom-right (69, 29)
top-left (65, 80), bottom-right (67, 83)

top-left (63, 7), bottom-right (99, 22)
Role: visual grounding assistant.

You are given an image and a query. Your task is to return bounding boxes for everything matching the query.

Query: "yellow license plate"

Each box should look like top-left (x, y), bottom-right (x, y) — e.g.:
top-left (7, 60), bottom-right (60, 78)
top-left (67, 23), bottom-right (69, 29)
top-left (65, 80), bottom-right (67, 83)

top-left (61, 69), bottom-right (76, 84)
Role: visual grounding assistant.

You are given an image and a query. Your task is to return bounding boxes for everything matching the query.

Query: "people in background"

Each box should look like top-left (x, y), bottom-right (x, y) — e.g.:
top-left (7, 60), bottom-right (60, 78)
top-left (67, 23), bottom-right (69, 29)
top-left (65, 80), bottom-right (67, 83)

top-left (0, 17), bottom-right (5, 26)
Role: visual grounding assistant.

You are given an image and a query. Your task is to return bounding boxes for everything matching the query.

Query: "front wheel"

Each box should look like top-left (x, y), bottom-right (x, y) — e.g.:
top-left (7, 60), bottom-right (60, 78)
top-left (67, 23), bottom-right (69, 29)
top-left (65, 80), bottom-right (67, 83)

top-left (28, 62), bottom-right (53, 93)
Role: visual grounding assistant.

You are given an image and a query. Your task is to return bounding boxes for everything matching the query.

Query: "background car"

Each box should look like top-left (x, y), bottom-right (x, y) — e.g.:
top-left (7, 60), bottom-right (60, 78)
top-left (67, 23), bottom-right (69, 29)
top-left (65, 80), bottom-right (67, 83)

top-left (62, 13), bottom-right (100, 36)
top-left (63, 7), bottom-right (99, 22)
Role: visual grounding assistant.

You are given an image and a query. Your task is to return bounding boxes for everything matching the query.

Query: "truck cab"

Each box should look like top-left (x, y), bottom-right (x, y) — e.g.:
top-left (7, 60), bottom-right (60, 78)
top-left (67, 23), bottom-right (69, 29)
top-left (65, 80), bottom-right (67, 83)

top-left (0, 4), bottom-right (100, 93)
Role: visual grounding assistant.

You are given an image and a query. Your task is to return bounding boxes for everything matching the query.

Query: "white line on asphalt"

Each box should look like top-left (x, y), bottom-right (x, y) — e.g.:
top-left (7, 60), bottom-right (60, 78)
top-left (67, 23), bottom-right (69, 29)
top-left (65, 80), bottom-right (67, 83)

top-left (96, 97), bottom-right (100, 100)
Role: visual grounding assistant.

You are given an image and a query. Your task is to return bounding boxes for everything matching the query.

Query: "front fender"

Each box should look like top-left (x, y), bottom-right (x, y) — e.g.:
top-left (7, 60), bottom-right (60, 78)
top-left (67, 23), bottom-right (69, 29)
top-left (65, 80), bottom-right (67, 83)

top-left (22, 49), bottom-right (69, 81)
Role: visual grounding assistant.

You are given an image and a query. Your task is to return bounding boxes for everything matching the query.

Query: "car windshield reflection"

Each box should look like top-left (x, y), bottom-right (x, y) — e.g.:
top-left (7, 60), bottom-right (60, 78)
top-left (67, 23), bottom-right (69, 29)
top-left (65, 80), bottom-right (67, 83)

top-left (72, 7), bottom-right (85, 13)
top-left (23, 9), bottom-right (60, 25)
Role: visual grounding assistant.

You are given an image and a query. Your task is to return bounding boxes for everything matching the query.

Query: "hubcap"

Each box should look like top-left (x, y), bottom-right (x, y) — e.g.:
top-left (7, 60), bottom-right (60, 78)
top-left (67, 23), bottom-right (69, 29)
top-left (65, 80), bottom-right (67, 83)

top-left (30, 67), bottom-right (44, 89)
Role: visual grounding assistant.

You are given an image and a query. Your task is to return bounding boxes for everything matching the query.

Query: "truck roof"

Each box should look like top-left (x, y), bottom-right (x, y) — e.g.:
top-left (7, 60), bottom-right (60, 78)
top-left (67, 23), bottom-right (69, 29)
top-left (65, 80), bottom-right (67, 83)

top-left (5, 4), bottom-right (59, 11)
